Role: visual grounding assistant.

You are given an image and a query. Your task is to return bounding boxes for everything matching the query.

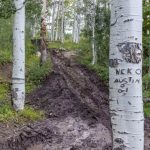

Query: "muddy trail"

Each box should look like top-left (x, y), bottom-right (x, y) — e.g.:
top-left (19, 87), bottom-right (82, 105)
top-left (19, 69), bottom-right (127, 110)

top-left (0, 49), bottom-right (150, 150)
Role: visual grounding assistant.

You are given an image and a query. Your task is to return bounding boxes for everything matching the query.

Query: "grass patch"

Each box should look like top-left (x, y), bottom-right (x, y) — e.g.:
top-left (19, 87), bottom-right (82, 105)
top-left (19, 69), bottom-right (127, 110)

top-left (0, 50), bottom-right (12, 64)
top-left (0, 103), bottom-right (45, 123)
top-left (76, 43), bottom-right (109, 83)
top-left (0, 41), bottom-right (51, 123)
top-left (49, 38), bottom-right (90, 51)
top-left (25, 42), bottom-right (52, 93)
top-left (0, 76), bottom-right (45, 123)
top-left (19, 107), bottom-right (45, 122)
top-left (88, 64), bottom-right (109, 83)
top-left (27, 57), bottom-right (52, 87)
top-left (0, 83), bottom-right (10, 100)
top-left (0, 104), bottom-right (14, 122)
top-left (144, 103), bottom-right (150, 117)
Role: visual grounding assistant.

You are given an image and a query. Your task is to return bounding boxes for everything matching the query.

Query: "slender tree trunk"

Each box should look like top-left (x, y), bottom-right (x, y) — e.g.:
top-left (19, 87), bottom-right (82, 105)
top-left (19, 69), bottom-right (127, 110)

top-left (55, 0), bottom-right (60, 41)
top-left (40, 0), bottom-right (47, 64)
top-left (92, 24), bottom-right (96, 65)
top-left (61, 0), bottom-right (64, 43)
top-left (48, 15), bottom-right (51, 40)
top-left (72, 0), bottom-right (80, 44)
top-left (32, 18), bottom-right (38, 38)
top-left (109, 0), bottom-right (144, 149)
top-left (92, 0), bottom-right (96, 65)
top-left (72, 14), bottom-right (75, 42)
top-left (12, 0), bottom-right (25, 111)
top-left (51, 1), bottom-right (56, 41)
top-left (73, 14), bottom-right (78, 43)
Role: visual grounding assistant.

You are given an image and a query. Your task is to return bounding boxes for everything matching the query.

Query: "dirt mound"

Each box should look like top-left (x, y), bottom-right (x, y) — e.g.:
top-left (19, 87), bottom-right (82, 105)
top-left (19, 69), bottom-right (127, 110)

top-left (0, 49), bottom-right (150, 150)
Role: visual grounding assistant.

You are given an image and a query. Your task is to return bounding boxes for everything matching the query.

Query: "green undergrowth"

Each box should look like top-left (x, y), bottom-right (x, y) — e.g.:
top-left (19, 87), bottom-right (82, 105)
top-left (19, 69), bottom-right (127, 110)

top-left (144, 103), bottom-right (150, 117)
top-left (48, 38), bottom-right (90, 51)
top-left (0, 42), bottom-right (53, 123)
top-left (0, 74), bottom-right (45, 123)
top-left (76, 43), bottom-right (109, 83)
top-left (25, 41), bottom-right (52, 93)
top-left (26, 56), bottom-right (52, 93)
top-left (0, 83), bottom-right (10, 100)
top-left (0, 103), bottom-right (45, 123)
top-left (0, 49), bottom-right (12, 64)
top-left (83, 63), bottom-right (109, 83)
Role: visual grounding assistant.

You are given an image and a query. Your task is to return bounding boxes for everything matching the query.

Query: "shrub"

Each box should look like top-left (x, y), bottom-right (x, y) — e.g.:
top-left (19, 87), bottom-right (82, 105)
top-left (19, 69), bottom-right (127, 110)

top-left (27, 59), bottom-right (52, 86)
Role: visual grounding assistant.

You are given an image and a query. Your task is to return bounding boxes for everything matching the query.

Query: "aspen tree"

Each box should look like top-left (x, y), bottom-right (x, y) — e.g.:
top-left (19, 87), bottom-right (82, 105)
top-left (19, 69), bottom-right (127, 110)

top-left (12, 0), bottom-right (25, 111)
top-left (72, 0), bottom-right (81, 43)
top-left (55, 0), bottom-right (60, 41)
top-left (40, 0), bottom-right (47, 64)
top-left (92, 0), bottom-right (96, 65)
top-left (61, 0), bottom-right (65, 43)
top-left (51, 0), bottom-right (56, 41)
top-left (109, 0), bottom-right (144, 149)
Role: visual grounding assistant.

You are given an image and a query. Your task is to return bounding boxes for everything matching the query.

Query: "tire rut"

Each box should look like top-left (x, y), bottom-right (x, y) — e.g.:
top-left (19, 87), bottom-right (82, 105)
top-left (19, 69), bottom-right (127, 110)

top-left (1, 49), bottom-right (150, 150)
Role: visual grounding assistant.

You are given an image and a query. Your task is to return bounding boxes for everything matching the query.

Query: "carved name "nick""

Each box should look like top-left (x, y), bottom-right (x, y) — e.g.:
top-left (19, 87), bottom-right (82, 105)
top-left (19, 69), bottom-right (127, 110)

top-left (116, 68), bottom-right (141, 75)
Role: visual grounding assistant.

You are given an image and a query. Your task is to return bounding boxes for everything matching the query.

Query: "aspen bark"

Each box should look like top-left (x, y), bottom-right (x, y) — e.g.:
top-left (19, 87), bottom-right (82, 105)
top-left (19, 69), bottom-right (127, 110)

top-left (12, 0), bottom-right (25, 111)
top-left (72, 0), bottom-right (81, 44)
top-left (73, 14), bottom-right (79, 43)
top-left (40, 0), bottom-right (47, 64)
top-left (32, 17), bottom-right (38, 38)
top-left (61, 0), bottom-right (65, 43)
top-left (92, 23), bottom-right (96, 65)
top-left (55, 0), bottom-right (60, 41)
top-left (92, 0), bottom-right (96, 65)
top-left (51, 0), bottom-right (56, 41)
top-left (109, 0), bottom-right (144, 149)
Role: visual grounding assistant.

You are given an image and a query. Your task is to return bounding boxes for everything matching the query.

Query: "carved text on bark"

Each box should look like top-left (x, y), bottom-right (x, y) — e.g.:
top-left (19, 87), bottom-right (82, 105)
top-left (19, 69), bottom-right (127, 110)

top-left (114, 68), bottom-right (142, 95)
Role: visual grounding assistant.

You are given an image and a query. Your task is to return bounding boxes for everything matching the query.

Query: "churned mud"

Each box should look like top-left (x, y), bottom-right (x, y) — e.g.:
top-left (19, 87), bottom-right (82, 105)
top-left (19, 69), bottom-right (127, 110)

top-left (0, 49), bottom-right (150, 150)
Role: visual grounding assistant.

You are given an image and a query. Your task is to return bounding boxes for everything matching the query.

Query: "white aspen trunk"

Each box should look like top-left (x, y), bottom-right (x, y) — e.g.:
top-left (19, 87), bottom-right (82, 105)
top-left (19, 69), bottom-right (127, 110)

top-left (92, 0), bottom-right (96, 65)
top-left (92, 23), bottom-right (96, 65)
top-left (51, 1), bottom-right (56, 41)
top-left (61, 0), bottom-right (65, 43)
top-left (73, 16), bottom-right (78, 43)
top-left (55, 0), bottom-right (60, 41)
top-left (72, 0), bottom-right (81, 44)
top-left (72, 14), bottom-right (76, 43)
top-left (12, 0), bottom-right (25, 111)
top-left (109, 0), bottom-right (144, 150)
top-left (40, 0), bottom-right (47, 64)
top-left (72, 0), bottom-right (76, 42)
top-left (32, 25), bottom-right (36, 38)
top-left (42, 0), bottom-right (47, 17)
top-left (72, 20), bottom-right (75, 41)
top-left (48, 15), bottom-right (51, 40)
top-left (32, 18), bottom-right (38, 38)
top-left (72, 1), bottom-right (76, 43)
top-left (76, 14), bottom-right (80, 43)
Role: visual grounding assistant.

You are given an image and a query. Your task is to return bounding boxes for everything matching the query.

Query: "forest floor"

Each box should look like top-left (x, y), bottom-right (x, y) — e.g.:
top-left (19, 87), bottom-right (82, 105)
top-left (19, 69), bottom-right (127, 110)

top-left (0, 49), bottom-right (150, 150)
